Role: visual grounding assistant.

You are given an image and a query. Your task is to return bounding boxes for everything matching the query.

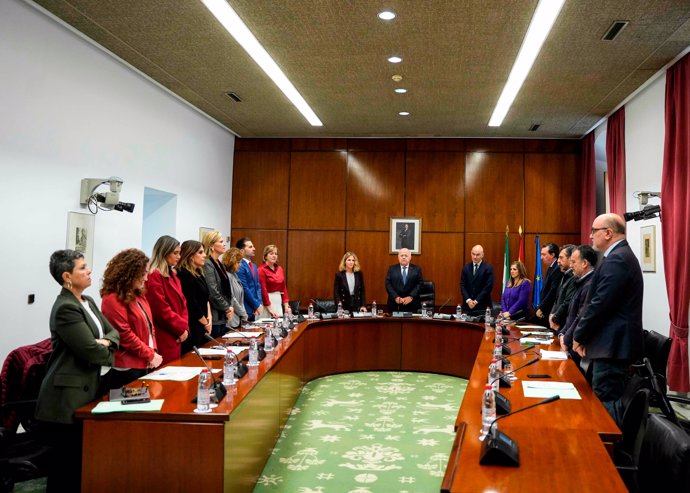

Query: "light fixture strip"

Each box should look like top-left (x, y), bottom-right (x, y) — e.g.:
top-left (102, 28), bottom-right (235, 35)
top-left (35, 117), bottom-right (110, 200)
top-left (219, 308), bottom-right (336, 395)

top-left (201, 0), bottom-right (323, 126)
top-left (488, 0), bottom-right (565, 127)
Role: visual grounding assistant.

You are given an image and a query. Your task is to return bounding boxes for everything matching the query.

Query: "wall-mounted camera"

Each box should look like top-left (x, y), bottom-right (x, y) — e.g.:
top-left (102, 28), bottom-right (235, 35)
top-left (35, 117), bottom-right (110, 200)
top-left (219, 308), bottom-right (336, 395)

top-left (80, 177), bottom-right (135, 214)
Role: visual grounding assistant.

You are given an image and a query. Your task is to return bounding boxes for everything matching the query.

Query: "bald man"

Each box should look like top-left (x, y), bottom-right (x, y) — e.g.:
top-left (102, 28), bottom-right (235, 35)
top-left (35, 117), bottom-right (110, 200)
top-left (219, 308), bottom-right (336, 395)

top-left (573, 213), bottom-right (644, 423)
top-left (460, 245), bottom-right (494, 315)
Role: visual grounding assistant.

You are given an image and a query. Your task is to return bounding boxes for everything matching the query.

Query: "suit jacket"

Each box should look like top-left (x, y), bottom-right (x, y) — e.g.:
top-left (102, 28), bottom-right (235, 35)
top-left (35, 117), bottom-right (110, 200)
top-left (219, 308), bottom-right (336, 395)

top-left (177, 268), bottom-right (211, 353)
top-left (536, 261), bottom-right (563, 317)
top-left (333, 271), bottom-right (366, 313)
top-left (573, 240), bottom-right (644, 360)
top-left (203, 257), bottom-right (233, 325)
top-left (145, 269), bottom-right (188, 364)
top-left (101, 293), bottom-right (156, 370)
top-left (550, 269), bottom-right (577, 326)
top-left (237, 260), bottom-right (263, 319)
top-left (36, 289), bottom-right (119, 424)
top-left (385, 263), bottom-right (424, 312)
top-left (460, 262), bottom-right (494, 312)
top-left (560, 271), bottom-right (594, 352)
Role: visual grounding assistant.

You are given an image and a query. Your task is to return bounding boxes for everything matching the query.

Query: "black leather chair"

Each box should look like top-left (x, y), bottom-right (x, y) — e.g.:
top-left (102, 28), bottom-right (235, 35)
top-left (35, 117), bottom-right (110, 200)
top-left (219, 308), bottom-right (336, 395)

top-left (311, 298), bottom-right (336, 314)
top-left (638, 413), bottom-right (690, 492)
top-left (419, 281), bottom-right (435, 308)
top-left (642, 329), bottom-right (671, 377)
top-left (288, 300), bottom-right (301, 315)
top-left (614, 382), bottom-right (651, 492)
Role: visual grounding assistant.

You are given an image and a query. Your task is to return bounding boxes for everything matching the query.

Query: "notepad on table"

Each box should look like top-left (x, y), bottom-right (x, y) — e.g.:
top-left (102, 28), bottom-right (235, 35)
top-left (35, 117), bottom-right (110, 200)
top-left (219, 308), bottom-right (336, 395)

top-left (522, 380), bottom-right (581, 400)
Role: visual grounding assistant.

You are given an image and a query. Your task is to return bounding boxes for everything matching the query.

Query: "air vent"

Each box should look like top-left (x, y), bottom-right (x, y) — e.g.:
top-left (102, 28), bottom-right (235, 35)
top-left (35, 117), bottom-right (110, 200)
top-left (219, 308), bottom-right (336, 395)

top-left (529, 123), bottom-right (541, 132)
top-left (223, 92), bottom-right (242, 103)
top-left (602, 21), bottom-right (628, 41)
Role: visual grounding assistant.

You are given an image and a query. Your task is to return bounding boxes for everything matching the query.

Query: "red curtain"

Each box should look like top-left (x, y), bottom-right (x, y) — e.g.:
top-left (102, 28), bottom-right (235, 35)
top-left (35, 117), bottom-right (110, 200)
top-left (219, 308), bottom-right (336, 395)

top-left (662, 54), bottom-right (690, 392)
top-left (606, 108), bottom-right (627, 215)
top-left (580, 132), bottom-right (597, 243)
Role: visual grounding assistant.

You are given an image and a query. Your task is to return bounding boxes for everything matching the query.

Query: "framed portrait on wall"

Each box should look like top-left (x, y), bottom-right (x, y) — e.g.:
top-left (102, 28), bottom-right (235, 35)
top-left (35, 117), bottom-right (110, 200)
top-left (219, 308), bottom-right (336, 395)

top-left (67, 211), bottom-right (95, 267)
top-left (640, 225), bottom-right (656, 272)
top-left (390, 217), bottom-right (421, 254)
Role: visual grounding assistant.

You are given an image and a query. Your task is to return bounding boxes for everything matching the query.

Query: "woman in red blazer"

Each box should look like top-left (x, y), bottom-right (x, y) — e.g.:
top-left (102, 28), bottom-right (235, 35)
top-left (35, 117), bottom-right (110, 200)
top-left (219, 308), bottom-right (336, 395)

top-left (101, 249), bottom-right (163, 389)
top-left (145, 236), bottom-right (189, 364)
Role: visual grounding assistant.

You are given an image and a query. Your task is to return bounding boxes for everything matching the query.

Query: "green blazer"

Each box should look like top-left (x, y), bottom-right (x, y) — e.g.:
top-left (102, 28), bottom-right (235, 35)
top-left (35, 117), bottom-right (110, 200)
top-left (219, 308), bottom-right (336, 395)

top-left (35, 288), bottom-right (120, 424)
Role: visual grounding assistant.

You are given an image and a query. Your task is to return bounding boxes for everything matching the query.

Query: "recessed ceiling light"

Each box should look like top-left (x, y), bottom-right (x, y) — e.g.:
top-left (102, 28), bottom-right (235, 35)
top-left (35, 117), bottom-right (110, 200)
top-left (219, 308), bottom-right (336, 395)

top-left (201, 0), bottom-right (322, 126)
top-left (394, 88), bottom-right (407, 94)
top-left (378, 11), bottom-right (396, 21)
top-left (392, 74), bottom-right (403, 82)
top-left (388, 56), bottom-right (402, 64)
top-left (488, 0), bottom-right (564, 127)
top-left (399, 111), bottom-right (410, 116)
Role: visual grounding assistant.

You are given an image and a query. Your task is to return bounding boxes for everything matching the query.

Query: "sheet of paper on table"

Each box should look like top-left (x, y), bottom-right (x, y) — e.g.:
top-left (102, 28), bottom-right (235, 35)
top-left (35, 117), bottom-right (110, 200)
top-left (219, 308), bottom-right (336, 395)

top-left (140, 366), bottom-right (221, 381)
top-left (222, 331), bottom-right (262, 338)
top-left (92, 399), bottom-right (164, 413)
top-left (541, 349), bottom-right (568, 360)
top-left (522, 380), bottom-right (581, 399)
top-left (520, 337), bottom-right (554, 345)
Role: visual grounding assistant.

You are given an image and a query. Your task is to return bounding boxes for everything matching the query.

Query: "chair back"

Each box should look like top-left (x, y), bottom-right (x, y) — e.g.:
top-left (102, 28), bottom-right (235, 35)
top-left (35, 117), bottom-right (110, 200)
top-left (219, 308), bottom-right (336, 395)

top-left (642, 329), bottom-right (671, 377)
top-left (419, 281), bottom-right (435, 307)
top-left (638, 413), bottom-right (690, 492)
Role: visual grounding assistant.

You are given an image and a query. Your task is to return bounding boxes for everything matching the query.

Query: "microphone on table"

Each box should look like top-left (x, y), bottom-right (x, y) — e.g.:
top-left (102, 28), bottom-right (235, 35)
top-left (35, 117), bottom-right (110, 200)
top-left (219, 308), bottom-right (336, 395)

top-left (191, 346), bottom-right (227, 400)
top-left (498, 343), bottom-right (537, 367)
top-left (486, 356), bottom-right (540, 415)
top-left (480, 395), bottom-right (561, 466)
top-left (204, 333), bottom-right (248, 379)
top-left (432, 297), bottom-right (452, 320)
top-left (224, 326), bottom-right (267, 360)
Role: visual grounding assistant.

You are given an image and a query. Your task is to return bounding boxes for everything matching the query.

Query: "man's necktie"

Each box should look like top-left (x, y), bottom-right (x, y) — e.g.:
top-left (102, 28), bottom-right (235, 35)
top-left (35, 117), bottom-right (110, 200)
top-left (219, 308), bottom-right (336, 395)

top-left (402, 266), bottom-right (407, 284)
top-left (473, 264), bottom-right (478, 276)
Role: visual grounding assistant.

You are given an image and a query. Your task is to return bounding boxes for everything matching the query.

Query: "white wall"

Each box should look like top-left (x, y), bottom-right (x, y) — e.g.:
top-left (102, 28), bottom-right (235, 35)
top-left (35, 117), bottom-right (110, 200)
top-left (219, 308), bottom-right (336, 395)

top-left (623, 75), bottom-right (668, 336)
top-left (0, 0), bottom-right (235, 363)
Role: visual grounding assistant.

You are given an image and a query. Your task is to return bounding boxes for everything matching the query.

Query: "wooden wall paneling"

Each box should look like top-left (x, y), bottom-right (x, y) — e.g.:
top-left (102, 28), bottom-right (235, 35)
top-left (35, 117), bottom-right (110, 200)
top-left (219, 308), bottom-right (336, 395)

top-left (229, 229), bottom-right (288, 272)
top-left (523, 233), bottom-right (582, 287)
top-left (465, 152), bottom-right (524, 233)
top-left (346, 151), bottom-right (405, 231)
top-left (465, 139), bottom-right (525, 153)
top-left (347, 139), bottom-right (406, 151)
top-left (523, 139), bottom-right (582, 154)
top-left (290, 138), bottom-right (347, 151)
top-left (234, 139), bottom-right (291, 152)
top-left (416, 232), bottom-right (465, 306)
top-left (286, 230), bottom-right (345, 305)
top-left (232, 151), bottom-right (290, 229)
top-left (344, 231), bottom-right (391, 308)
top-left (464, 232), bottom-right (522, 307)
top-left (288, 151), bottom-right (347, 230)
top-left (405, 139), bottom-right (465, 151)
top-left (406, 152), bottom-right (465, 232)
top-left (524, 153), bottom-right (581, 233)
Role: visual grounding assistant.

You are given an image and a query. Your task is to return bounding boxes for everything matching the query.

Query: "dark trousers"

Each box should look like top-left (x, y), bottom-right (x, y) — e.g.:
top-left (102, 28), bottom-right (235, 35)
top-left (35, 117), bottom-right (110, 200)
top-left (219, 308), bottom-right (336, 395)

top-left (211, 323), bottom-right (226, 339)
top-left (591, 358), bottom-right (630, 423)
top-left (39, 422), bottom-right (82, 493)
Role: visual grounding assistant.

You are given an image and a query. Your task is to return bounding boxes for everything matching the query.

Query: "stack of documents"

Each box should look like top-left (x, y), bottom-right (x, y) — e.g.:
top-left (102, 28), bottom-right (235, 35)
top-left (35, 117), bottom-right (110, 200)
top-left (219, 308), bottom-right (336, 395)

top-left (223, 331), bottom-right (262, 338)
top-left (140, 366), bottom-right (221, 381)
top-left (541, 349), bottom-right (568, 360)
top-left (522, 380), bottom-right (581, 399)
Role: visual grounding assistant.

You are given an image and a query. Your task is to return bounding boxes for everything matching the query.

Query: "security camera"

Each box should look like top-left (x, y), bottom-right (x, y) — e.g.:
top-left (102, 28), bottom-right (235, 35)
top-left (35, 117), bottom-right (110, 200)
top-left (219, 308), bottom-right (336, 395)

top-left (80, 176), bottom-right (135, 213)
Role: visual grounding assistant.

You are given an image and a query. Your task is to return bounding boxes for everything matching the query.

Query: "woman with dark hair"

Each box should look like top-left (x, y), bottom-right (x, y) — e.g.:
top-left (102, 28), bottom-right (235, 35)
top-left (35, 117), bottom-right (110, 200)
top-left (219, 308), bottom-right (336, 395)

top-left (101, 248), bottom-right (163, 389)
top-left (177, 240), bottom-right (212, 352)
top-left (501, 261), bottom-right (531, 320)
top-left (221, 247), bottom-right (248, 328)
top-left (36, 250), bottom-right (120, 492)
top-left (258, 244), bottom-right (290, 318)
top-left (333, 251), bottom-right (367, 313)
top-left (145, 235), bottom-right (189, 363)
top-left (202, 230), bottom-right (234, 338)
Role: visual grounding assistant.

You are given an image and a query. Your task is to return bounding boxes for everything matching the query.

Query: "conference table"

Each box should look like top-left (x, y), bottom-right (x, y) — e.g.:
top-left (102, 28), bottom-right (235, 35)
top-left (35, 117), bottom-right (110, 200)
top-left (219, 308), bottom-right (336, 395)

top-left (76, 316), bottom-right (626, 493)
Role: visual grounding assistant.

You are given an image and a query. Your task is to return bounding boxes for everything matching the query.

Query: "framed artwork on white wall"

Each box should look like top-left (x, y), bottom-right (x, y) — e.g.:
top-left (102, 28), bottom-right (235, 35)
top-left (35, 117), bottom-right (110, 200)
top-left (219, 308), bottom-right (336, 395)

top-left (67, 211), bottom-right (95, 268)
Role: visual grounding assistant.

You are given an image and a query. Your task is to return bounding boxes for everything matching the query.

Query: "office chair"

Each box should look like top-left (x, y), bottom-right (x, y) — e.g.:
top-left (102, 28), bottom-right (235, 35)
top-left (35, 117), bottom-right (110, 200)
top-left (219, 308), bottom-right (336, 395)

top-left (614, 383), bottom-right (651, 493)
top-left (288, 300), bottom-right (300, 315)
top-left (311, 298), bottom-right (336, 314)
top-left (642, 329), bottom-right (671, 377)
top-left (419, 280), bottom-right (435, 308)
top-left (637, 412), bottom-right (690, 492)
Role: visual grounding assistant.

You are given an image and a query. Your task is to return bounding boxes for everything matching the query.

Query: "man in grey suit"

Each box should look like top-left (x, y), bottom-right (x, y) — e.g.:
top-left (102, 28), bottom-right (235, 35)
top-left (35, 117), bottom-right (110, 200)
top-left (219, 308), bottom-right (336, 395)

top-left (573, 214), bottom-right (644, 422)
top-left (385, 248), bottom-right (424, 313)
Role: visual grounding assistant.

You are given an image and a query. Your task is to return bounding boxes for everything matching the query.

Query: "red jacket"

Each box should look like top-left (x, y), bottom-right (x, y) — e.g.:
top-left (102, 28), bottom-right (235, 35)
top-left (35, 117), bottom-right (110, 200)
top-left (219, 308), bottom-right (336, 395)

top-left (145, 269), bottom-right (188, 364)
top-left (101, 293), bottom-right (157, 370)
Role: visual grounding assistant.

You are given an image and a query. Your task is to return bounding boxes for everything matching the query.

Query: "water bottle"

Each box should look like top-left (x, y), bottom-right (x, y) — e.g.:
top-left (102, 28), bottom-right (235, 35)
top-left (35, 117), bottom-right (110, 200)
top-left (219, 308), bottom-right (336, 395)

top-left (282, 311), bottom-right (290, 331)
top-left (484, 307), bottom-right (493, 332)
top-left (455, 304), bottom-right (462, 320)
top-left (264, 328), bottom-right (274, 352)
top-left (223, 347), bottom-right (237, 386)
top-left (495, 328), bottom-right (503, 345)
top-left (479, 384), bottom-right (497, 441)
top-left (337, 301), bottom-right (343, 319)
top-left (196, 369), bottom-right (211, 413)
top-left (308, 302), bottom-right (314, 319)
top-left (371, 301), bottom-right (377, 317)
top-left (493, 344), bottom-right (503, 370)
top-left (248, 337), bottom-right (259, 367)
top-left (421, 302), bottom-right (428, 318)
top-left (488, 359), bottom-right (500, 392)
top-left (273, 317), bottom-right (283, 341)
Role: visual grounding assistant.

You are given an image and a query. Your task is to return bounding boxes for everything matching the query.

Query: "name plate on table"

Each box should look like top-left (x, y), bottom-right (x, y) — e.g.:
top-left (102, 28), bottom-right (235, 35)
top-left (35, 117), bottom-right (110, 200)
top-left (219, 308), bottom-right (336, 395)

top-left (392, 311), bottom-right (413, 318)
top-left (352, 312), bottom-right (373, 318)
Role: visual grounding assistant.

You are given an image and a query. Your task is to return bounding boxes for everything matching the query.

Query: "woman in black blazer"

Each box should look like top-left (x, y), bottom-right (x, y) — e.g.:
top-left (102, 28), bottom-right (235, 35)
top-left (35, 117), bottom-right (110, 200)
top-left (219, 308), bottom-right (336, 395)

top-left (177, 240), bottom-right (212, 354)
top-left (333, 251), bottom-right (367, 313)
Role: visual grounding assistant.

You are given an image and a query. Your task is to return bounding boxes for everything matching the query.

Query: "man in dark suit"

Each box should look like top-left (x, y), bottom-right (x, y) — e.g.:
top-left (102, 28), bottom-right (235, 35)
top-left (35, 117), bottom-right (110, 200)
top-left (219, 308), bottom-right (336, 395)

top-left (531, 242), bottom-right (563, 326)
top-left (549, 244), bottom-right (577, 330)
top-left (573, 214), bottom-right (644, 422)
top-left (235, 238), bottom-right (263, 321)
top-left (385, 248), bottom-right (424, 313)
top-left (460, 244), bottom-right (494, 315)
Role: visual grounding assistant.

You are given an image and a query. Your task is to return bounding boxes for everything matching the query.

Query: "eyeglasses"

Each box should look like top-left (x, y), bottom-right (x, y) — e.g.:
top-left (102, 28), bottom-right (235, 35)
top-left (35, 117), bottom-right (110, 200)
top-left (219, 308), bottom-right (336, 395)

top-left (590, 227), bottom-right (609, 234)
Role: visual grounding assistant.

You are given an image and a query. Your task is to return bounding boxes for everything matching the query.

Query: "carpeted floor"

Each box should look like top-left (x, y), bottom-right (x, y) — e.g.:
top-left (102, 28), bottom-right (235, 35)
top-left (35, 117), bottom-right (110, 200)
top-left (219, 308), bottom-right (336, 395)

top-left (254, 371), bottom-right (468, 493)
